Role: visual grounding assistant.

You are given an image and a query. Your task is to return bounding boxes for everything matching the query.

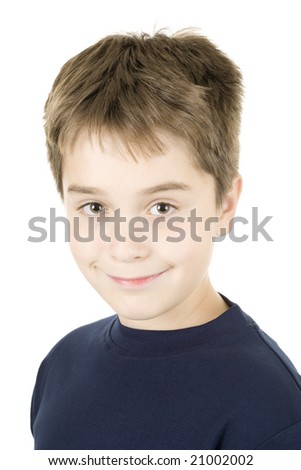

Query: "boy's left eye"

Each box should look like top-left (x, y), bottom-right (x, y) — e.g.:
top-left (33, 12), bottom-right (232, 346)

top-left (149, 202), bottom-right (175, 216)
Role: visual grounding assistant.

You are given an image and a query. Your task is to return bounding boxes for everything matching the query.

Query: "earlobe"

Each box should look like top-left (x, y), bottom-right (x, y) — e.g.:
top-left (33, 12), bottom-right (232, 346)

top-left (217, 175), bottom-right (243, 236)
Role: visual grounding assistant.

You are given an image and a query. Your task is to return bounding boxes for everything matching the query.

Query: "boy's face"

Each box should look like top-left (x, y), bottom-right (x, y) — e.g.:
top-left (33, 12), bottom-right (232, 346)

top-left (62, 131), bottom-right (239, 330)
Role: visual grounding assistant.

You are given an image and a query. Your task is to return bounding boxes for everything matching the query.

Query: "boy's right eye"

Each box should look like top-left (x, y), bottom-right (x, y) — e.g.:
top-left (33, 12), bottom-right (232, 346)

top-left (80, 202), bottom-right (105, 216)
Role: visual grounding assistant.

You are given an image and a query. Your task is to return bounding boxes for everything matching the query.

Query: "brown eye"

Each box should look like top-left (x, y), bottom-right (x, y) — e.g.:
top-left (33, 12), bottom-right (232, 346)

top-left (82, 202), bottom-right (104, 215)
top-left (89, 203), bottom-right (102, 213)
top-left (150, 202), bottom-right (175, 216)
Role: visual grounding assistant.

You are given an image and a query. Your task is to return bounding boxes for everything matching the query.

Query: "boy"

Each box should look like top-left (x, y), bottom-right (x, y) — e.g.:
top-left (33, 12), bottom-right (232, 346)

top-left (31, 29), bottom-right (301, 450)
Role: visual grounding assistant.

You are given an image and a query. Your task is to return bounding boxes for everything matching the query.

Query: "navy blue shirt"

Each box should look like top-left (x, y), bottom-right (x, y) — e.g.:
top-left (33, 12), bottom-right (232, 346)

top-left (31, 297), bottom-right (301, 449)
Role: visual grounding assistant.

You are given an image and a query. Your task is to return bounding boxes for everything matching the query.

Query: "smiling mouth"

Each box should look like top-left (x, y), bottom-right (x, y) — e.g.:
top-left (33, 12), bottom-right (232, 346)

top-left (107, 270), bottom-right (168, 287)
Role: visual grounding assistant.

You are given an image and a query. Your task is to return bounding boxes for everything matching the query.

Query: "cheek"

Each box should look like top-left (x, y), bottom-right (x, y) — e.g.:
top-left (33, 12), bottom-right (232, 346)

top-left (158, 222), bottom-right (214, 270)
top-left (68, 214), bottom-right (101, 263)
top-left (69, 232), bottom-right (98, 268)
top-left (69, 239), bottom-right (85, 267)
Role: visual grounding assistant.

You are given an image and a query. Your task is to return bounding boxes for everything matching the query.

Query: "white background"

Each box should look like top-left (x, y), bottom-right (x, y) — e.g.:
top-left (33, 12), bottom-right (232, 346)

top-left (1, 0), bottom-right (300, 462)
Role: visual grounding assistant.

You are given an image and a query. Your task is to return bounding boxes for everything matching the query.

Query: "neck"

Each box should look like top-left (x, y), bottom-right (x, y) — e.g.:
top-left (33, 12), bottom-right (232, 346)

top-left (118, 277), bottom-right (229, 331)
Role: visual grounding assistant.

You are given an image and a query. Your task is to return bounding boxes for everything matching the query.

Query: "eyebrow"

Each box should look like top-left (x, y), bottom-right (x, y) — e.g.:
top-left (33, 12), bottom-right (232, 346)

top-left (67, 181), bottom-right (191, 196)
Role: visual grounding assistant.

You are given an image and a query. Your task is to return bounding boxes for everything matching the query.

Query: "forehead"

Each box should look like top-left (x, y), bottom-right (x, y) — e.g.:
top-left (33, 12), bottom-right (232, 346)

top-left (62, 130), bottom-right (213, 195)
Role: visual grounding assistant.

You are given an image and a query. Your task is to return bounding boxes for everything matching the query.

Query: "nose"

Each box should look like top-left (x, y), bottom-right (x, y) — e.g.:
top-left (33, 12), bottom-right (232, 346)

top-left (109, 239), bottom-right (149, 262)
top-left (106, 214), bottom-right (151, 262)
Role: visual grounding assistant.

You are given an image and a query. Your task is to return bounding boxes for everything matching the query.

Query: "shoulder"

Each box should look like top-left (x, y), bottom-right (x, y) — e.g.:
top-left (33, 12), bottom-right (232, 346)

top-left (238, 314), bottom-right (301, 390)
top-left (35, 315), bottom-right (116, 377)
top-left (216, 302), bottom-right (301, 448)
top-left (31, 315), bottom-right (116, 434)
top-left (31, 316), bottom-right (115, 395)
top-left (255, 420), bottom-right (301, 449)
top-left (224, 306), bottom-right (301, 408)
top-left (218, 297), bottom-right (301, 388)
top-left (49, 315), bottom-right (114, 351)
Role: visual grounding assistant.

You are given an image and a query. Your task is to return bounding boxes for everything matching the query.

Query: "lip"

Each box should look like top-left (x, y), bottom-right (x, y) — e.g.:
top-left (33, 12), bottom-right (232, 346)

top-left (108, 270), bottom-right (168, 288)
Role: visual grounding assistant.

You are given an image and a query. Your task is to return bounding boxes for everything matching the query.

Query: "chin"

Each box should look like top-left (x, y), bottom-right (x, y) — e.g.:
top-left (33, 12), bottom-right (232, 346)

top-left (119, 311), bottom-right (155, 321)
top-left (117, 308), bottom-right (163, 323)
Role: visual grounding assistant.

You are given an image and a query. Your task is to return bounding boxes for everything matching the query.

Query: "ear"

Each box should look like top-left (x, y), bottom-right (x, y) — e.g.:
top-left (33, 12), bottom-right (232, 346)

top-left (217, 175), bottom-right (243, 236)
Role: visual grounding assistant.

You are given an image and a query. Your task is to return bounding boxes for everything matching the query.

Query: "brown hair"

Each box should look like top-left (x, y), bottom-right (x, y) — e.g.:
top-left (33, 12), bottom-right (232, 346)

top-left (44, 29), bottom-right (243, 207)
